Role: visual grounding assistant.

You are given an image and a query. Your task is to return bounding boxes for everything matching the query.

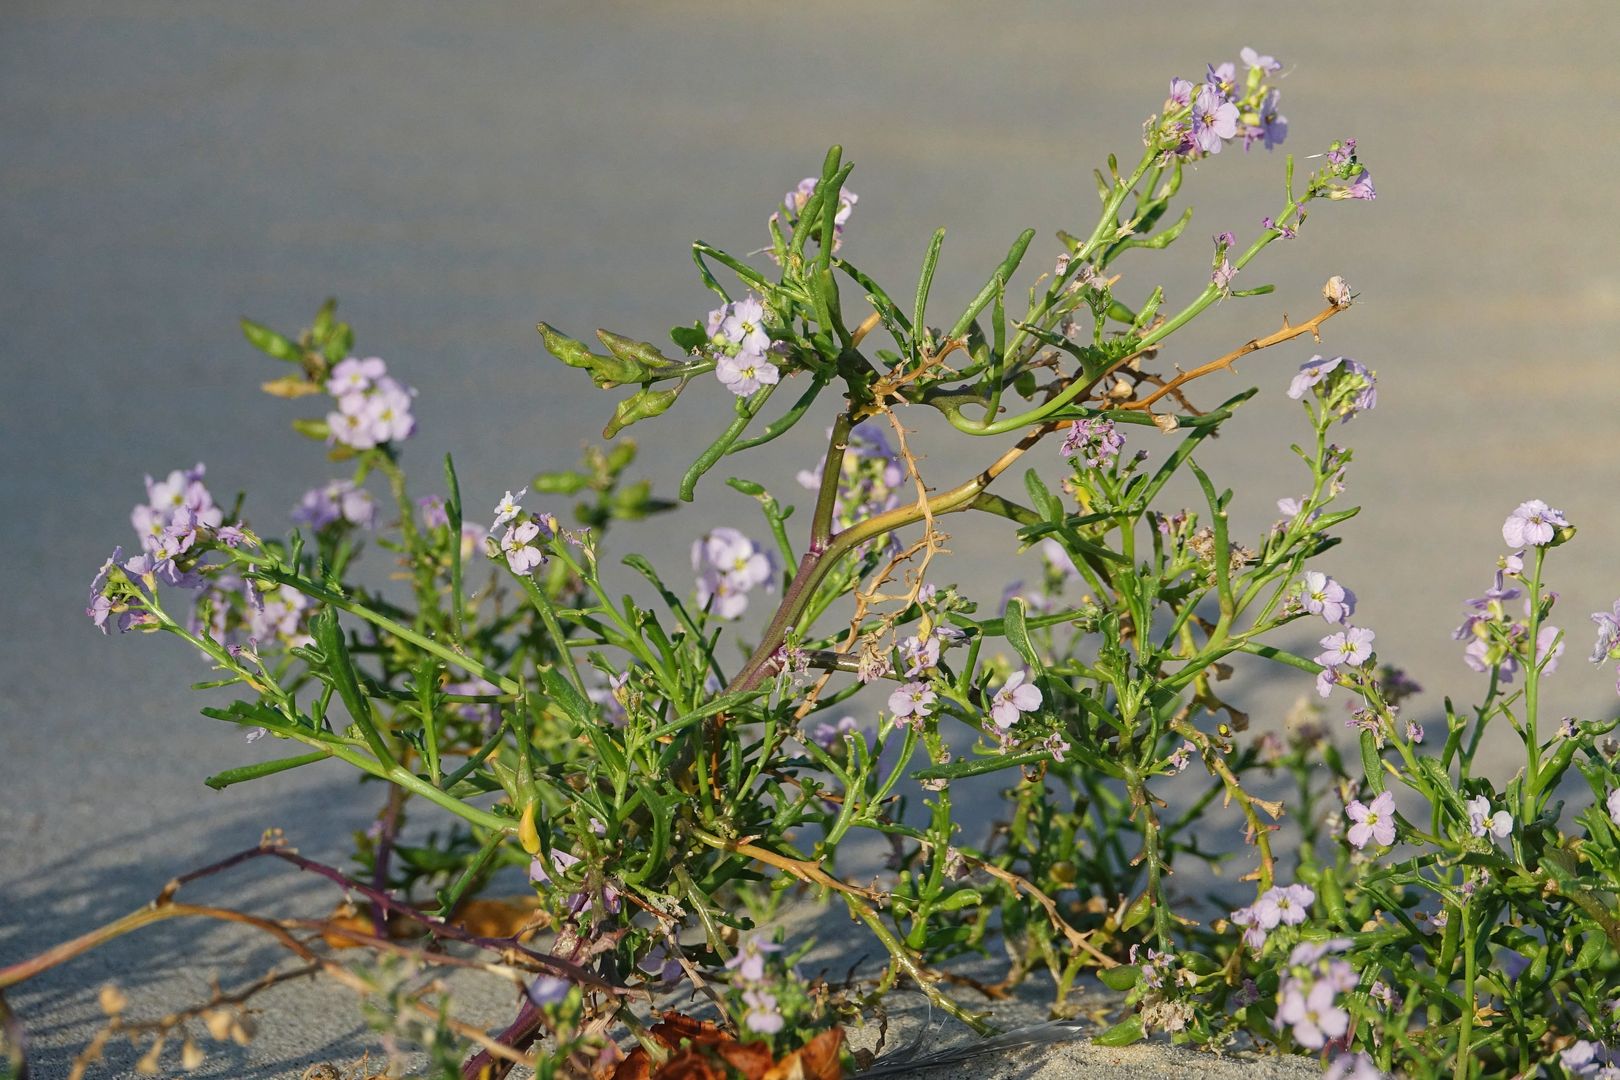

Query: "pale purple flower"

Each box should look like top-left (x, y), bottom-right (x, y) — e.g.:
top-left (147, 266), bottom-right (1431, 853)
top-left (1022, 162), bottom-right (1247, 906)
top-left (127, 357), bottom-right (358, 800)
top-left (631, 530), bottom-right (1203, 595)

top-left (1211, 257), bottom-right (1236, 292)
top-left (810, 715), bottom-right (860, 750)
top-left (890, 681), bottom-right (937, 722)
top-left (1205, 61), bottom-right (1237, 97)
top-left (1167, 77), bottom-right (1194, 107)
top-left (1255, 883), bottom-right (1314, 928)
top-left (1278, 979), bottom-right (1350, 1049)
top-left (716, 351), bottom-right (781, 397)
top-left (327, 356), bottom-right (386, 396)
top-left (500, 520), bottom-right (545, 575)
top-left (493, 489), bottom-right (525, 527)
top-left (215, 524), bottom-right (250, 548)
top-left (691, 526), bottom-right (775, 619)
top-left (990, 671), bottom-right (1042, 729)
top-left (719, 296), bottom-right (772, 357)
top-left (1334, 169), bottom-right (1376, 201)
top-left (364, 377), bottom-right (417, 443)
top-left (1288, 938), bottom-right (1352, 967)
top-left (1406, 721), bottom-right (1424, 743)
top-left (900, 633), bottom-right (941, 675)
top-left (1192, 84), bottom-right (1240, 154)
top-left (741, 989), bottom-right (784, 1035)
top-left (1302, 571), bottom-right (1356, 624)
top-left (1252, 89), bottom-right (1288, 150)
top-left (1315, 666), bottom-right (1339, 698)
top-left (1591, 601), bottom-right (1620, 663)
top-left (418, 495), bottom-right (449, 529)
top-left (1326, 138), bottom-right (1357, 166)
top-left (1287, 355), bottom-right (1377, 418)
top-left (1317, 626), bottom-right (1375, 667)
top-left (526, 975), bottom-right (571, 1006)
top-left (1261, 215), bottom-right (1298, 240)
top-left (292, 480), bottom-right (374, 531)
top-left (529, 848), bottom-right (582, 886)
top-left (1502, 499), bottom-right (1568, 547)
top-left (1324, 1052), bottom-right (1385, 1080)
top-left (1044, 731), bottom-right (1070, 762)
top-left (1230, 905), bottom-right (1268, 950)
top-left (1345, 791), bottom-right (1396, 849)
top-left (1167, 741), bottom-right (1194, 773)
top-left (725, 938), bottom-right (782, 984)
top-left (1464, 795), bottom-right (1512, 839)
top-left (1537, 625), bottom-right (1565, 673)
top-left (1239, 46), bottom-right (1282, 74)
top-left (1060, 417), bottom-right (1125, 468)
top-left (784, 177), bottom-right (857, 228)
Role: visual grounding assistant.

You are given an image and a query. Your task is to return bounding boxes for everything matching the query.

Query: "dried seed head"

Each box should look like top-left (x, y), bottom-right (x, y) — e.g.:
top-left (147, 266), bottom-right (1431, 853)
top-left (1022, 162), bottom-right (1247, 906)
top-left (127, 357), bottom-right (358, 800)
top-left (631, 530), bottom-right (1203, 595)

top-left (230, 1014), bottom-right (256, 1046)
top-left (1323, 276), bottom-right (1353, 308)
top-left (97, 983), bottom-right (128, 1016)
top-left (181, 1036), bottom-right (206, 1071)
top-left (1151, 413), bottom-right (1180, 433)
top-left (201, 1009), bottom-right (234, 1042)
top-left (135, 1036), bottom-right (165, 1076)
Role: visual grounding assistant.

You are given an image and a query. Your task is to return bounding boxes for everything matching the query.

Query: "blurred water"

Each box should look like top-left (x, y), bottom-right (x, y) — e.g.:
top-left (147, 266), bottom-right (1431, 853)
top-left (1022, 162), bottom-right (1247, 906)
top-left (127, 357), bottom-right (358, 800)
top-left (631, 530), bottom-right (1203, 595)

top-left (4, 2), bottom-right (1620, 1072)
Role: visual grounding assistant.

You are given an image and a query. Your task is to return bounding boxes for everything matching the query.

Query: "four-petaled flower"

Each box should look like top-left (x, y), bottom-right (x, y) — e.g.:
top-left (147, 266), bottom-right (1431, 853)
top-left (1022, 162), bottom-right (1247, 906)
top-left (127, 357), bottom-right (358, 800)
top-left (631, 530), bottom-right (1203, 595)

top-left (1317, 626), bottom-right (1375, 667)
top-left (1345, 791), bottom-right (1396, 849)
top-left (889, 681), bottom-right (937, 722)
top-left (1464, 795), bottom-right (1512, 839)
top-left (1192, 84), bottom-right (1240, 155)
top-left (990, 671), bottom-right (1042, 729)
top-left (1302, 571), bottom-right (1356, 624)
top-left (1502, 499), bottom-right (1568, 548)
top-left (1279, 980), bottom-right (1351, 1049)
top-left (500, 520), bottom-right (545, 575)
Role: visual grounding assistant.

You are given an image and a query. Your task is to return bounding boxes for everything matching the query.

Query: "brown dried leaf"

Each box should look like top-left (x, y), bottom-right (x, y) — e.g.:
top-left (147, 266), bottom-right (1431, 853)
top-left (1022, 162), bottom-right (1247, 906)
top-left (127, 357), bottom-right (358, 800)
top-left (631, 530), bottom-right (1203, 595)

top-left (448, 896), bottom-right (545, 939)
top-left (764, 1028), bottom-right (844, 1080)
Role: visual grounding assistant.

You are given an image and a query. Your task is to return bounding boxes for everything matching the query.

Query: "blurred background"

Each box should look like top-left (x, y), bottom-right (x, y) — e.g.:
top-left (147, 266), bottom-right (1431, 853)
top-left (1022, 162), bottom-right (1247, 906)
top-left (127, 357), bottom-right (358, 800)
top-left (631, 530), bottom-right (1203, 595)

top-left (5, 1), bottom-right (1620, 1072)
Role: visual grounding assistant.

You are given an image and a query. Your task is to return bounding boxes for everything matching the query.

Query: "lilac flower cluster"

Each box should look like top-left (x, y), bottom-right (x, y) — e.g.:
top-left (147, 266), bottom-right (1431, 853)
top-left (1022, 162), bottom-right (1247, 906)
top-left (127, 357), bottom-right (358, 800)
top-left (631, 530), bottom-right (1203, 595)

top-left (91, 465), bottom-right (249, 634)
top-left (324, 356), bottom-right (417, 450)
top-left (485, 488), bottom-right (554, 576)
top-left (1323, 138), bottom-right (1376, 202)
top-left (705, 294), bottom-right (782, 397)
top-left (1277, 938), bottom-right (1358, 1050)
top-left (291, 479), bottom-right (375, 531)
top-left (725, 937), bottom-right (786, 1035)
top-left (1060, 416), bottom-right (1126, 469)
top-left (797, 421), bottom-right (906, 536)
top-left (691, 526), bottom-right (775, 619)
top-left (1563, 1039), bottom-right (1620, 1079)
top-left (1162, 48), bottom-right (1287, 160)
top-left (1453, 546), bottom-right (1563, 684)
top-left (1287, 355), bottom-right (1376, 422)
top-left (773, 176), bottom-right (858, 256)
top-left (1230, 882), bottom-right (1314, 951)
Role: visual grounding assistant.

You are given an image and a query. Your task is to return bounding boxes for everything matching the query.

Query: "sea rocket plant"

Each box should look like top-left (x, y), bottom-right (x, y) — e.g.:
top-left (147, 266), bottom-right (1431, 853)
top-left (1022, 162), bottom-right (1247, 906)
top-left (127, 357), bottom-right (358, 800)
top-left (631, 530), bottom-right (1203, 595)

top-left (47, 48), bottom-right (1620, 1080)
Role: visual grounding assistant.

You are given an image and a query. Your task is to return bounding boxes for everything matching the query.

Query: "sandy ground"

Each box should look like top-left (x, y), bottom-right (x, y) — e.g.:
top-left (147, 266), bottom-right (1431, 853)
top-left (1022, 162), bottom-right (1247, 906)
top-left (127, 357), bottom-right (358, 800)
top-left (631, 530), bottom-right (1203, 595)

top-left (5, 2), bottom-right (1620, 1076)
